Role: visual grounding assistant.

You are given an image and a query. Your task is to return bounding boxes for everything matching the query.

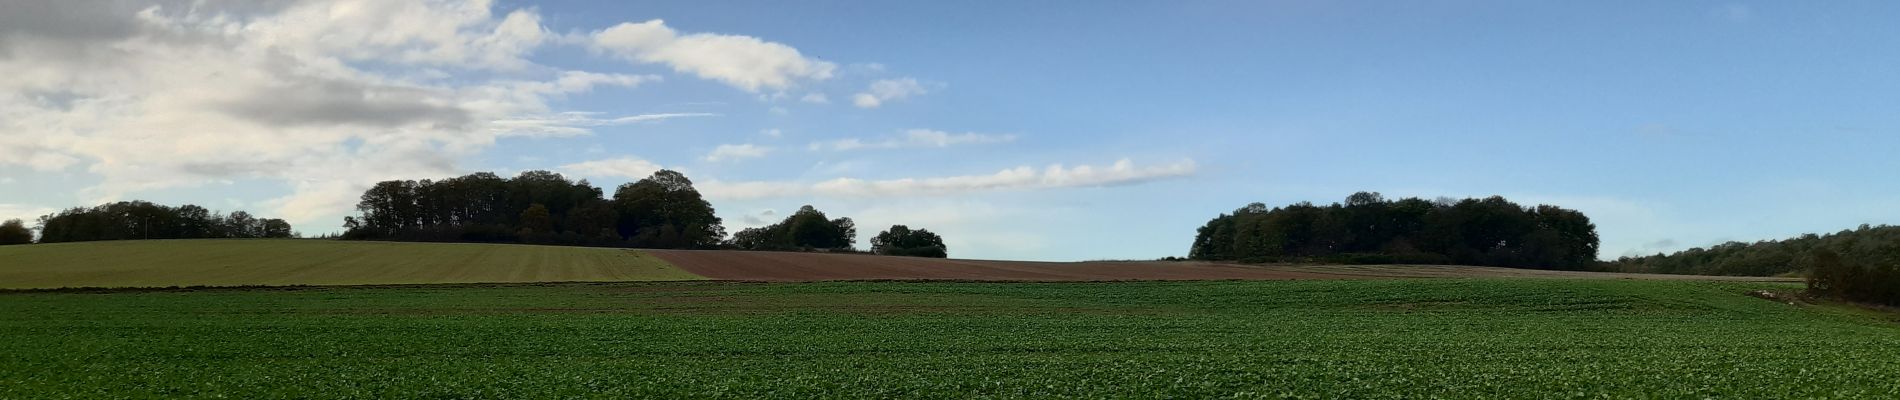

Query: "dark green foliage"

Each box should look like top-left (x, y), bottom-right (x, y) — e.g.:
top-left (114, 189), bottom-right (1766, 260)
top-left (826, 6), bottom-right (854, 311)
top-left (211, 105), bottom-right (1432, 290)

top-left (344, 169), bottom-right (724, 249)
top-left (730, 205), bottom-right (857, 251)
top-left (1, 280), bottom-right (1895, 397)
top-left (611, 170), bottom-right (725, 248)
top-left (1190, 192), bottom-right (1600, 270)
top-left (870, 225), bottom-right (948, 258)
top-left (32, 201), bottom-right (294, 243)
top-left (0, 219), bottom-right (32, 245)
top-left (1804, 245), bottom-right (1900, 306)
top-left (1610, 224), bottom-right (1900, 278)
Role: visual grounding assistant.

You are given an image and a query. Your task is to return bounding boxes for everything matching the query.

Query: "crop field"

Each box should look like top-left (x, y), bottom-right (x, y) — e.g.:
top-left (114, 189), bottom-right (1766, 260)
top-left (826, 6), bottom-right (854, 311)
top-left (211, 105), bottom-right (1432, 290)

top-left (2, 279), bottom-right (1896, 398)
top-left (0, 240), bottom-right (700, 289)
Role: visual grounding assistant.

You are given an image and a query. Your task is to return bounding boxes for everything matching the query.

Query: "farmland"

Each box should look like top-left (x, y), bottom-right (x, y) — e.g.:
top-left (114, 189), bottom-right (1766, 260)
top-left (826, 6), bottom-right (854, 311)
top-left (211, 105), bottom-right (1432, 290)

top-left (0, 240), bottom-right (700, 289)
top-left (3, 279), bottom-right (1897, 398)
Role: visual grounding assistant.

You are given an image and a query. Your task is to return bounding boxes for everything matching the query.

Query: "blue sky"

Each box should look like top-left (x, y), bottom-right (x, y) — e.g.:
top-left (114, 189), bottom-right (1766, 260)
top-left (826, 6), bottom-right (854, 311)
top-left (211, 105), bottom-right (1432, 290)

top-left (2, 1), bottom-right (1897, 261)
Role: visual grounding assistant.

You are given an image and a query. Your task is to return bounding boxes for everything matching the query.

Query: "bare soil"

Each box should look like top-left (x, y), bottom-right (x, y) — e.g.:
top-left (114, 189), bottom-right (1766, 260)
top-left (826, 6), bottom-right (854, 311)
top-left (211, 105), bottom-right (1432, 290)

top-left (644, 250), bottom-right (1802, 282)
top-left (645, 250), bottom-right (1348, 281)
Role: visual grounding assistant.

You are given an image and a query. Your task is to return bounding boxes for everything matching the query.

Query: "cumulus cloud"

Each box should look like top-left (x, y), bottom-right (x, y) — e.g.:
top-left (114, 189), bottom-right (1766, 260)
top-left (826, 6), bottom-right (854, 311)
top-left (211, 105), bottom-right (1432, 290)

top-left (560, 157), bottom-right (665, 180)
top-left (699, 158), bottom-right (1197, 200)
top-left (0, 0), bottom-right (578, 221)
top-left (851, 78), bottom-right (928, 108)
top-left (0, 1), bottom-right (841, 230)
top-left (761, 128), bottom-right (783, 138)
top-left (590, 19), bottom-right (836, 92)
top-left (703, 144), bottom-right (771, 162)
top-left (809, 129), bottom-right (1016, 151)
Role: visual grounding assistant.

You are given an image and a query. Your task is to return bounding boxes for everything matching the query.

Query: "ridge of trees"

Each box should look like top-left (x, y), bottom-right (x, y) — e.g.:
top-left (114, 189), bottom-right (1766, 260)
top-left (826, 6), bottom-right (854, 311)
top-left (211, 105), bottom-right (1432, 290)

top-left (342, 169), bottom-right (724, 248)
top-left (729, 205), bottom-right (857, 251)
top-left (1189, 192), bottom-right (1600, 270)
top-left (869, 225), bottom-right (948, 258)
top-left (1606, 224), bottom-right (1900, 277)
top-left (1607, 224), bottom-right (1900, 306)
top-left (30, 201), bottom-right (294, 243)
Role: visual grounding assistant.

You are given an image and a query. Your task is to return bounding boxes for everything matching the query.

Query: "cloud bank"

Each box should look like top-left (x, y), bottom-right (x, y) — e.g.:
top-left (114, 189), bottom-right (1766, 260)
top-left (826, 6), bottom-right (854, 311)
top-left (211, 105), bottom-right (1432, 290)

top-left (701, 158), bottom-right (1197, 200)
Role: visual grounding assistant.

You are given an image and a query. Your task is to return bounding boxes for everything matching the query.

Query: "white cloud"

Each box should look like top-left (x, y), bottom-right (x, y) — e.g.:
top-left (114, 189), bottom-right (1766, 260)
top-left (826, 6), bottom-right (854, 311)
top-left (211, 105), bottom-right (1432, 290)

top-left (809, 129), bottom-right (1016, 151)
top-left (560, 157), bottom-right (666, 180)
top-left (700, 158), bottom-right (1197, 200)
top-left (0, 203), bottom-right (55, 225)
top-left (490, 111), bottom-right (717, 137)
top-left (0, 1), bottom-right (733, 230)
top-left (800, 93), bottom-right (829, 104)
top-left (589, 19), bottom-right (836, 92)
top-left (851, 78), bottom-right (929, 108)
top-left (761, 128), bottom-right (783, 138)
top-left (703, 144), bottom-right (771, 162)
top-left (850, 201), bottom-right (1047, 255)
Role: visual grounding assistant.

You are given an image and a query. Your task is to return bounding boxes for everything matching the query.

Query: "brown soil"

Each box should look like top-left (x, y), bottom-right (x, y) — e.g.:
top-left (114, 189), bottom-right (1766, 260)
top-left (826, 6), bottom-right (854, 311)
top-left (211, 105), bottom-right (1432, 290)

top-left (645, 250), bottom-right (1357, 281)
top-left (644, 250), bottom-right (1804, 283)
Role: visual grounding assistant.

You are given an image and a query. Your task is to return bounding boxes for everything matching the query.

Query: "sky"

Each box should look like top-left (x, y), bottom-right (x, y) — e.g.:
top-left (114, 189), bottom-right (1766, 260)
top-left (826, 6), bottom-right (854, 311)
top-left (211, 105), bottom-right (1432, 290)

top-left (2, 0), bottom-right (1897, 261)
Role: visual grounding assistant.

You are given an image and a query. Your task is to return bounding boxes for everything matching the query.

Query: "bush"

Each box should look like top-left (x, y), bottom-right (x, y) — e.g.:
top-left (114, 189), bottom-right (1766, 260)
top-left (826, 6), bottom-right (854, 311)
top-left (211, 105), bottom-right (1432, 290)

top-left (1807, 247), bottom-right (1900, 306)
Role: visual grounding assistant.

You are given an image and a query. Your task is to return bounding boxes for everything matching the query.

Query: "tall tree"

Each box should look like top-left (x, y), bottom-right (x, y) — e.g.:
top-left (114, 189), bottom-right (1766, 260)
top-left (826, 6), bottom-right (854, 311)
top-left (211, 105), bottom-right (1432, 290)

top-left (612, 170), bottom-right (725, 248)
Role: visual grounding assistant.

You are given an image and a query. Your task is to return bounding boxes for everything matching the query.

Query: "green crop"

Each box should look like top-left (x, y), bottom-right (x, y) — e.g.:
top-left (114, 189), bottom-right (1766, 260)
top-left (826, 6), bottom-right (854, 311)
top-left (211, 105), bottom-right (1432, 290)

top-left (1, 279), bottom-right (1896, 398)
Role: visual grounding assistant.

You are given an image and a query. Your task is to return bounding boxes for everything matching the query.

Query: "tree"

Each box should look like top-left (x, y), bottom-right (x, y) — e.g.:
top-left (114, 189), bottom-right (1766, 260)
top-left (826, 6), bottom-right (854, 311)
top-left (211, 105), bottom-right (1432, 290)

top-left (519, 203), bottom-right (554, 234)
top-left (1188, 194), bottom-right (1599, 270)
top-left (613, 170), bottom-right (725, 248)
top-left (728, 205), bottom-right (857, 251)
top-left (226, 211), bottom-right (260, 238)
top-left (28, 201), bottom-right (292, 243)
top-left (870, 225), bottom-right (948, 258)
top-left (0, 219), bottom-right (31, 245)
top-left (260, 219), bottom-right (294, 238)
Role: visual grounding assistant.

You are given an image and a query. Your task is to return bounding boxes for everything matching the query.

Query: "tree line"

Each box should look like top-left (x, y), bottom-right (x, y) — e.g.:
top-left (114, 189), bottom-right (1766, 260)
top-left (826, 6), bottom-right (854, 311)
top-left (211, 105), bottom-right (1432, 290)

top-left (1190, 192), bottom-right (1600, 270)
top-left (22, 201), bottom-right (294, 244)
top-left (343, 170), bottom-right (723, 248)
top-left (341, 170), bottom-right (951, 257)
top-left (1607, 224), bottom-right (1900, 306)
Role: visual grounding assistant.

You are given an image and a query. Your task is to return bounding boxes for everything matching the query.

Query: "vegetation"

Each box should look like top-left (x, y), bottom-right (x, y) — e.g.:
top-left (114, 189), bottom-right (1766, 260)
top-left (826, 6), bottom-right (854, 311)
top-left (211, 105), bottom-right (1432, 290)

top-left (1607, 224), bottom-right (1900, 305)
top-left (729, 205), bottom-right (857, 251)
top-left (0, 219), bottom-right (30, 245)
top-left (1190, 192), bottom-right (1599, 270)
top-left (343, 169), bottom-right (724, 249)
top-left (32, 200), bottom-right (293, 243)
top-left (1, 279), bottom-right (1893, 397)
top-left (0, 240), bottom-right (701, 289)
top-left (869, 225), bottom-right (948, 258)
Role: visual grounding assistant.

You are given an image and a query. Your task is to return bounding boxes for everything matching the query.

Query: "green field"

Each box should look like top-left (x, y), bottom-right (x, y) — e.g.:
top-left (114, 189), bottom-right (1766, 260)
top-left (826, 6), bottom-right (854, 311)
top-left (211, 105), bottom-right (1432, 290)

top-left (2, 279), bottom-right (1896, 398)
top-left (0, 240), bottom-right (701, 289)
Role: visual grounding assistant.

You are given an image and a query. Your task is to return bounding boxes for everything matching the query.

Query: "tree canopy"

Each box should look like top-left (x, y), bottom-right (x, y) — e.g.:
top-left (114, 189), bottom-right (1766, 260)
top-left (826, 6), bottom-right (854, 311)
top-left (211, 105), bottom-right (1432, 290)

top-left (0, 219), bottom-right (32, 245)
top-left (32, 201), bottom-right (294, 243)
top-left (729, 205), bottom-right (857, 251)
top-left (870, 225), bottom-right (948, 258)
top-left (1609, 224), bottom-right (1900, 305)
top-left (1189, 192), bottom-right (1600, 270)
top-left (343, 169), bottom-right (723, 248)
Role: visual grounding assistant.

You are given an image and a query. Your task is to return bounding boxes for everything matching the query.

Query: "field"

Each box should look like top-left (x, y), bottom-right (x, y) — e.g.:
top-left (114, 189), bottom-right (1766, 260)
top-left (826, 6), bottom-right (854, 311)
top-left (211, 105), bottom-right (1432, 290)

top-left (3, 279), bottom-right (1898, 398)
top-left (0, 240), bottom-right (1796, 290)
top-left (0, 240), bottom-right (700, 289)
